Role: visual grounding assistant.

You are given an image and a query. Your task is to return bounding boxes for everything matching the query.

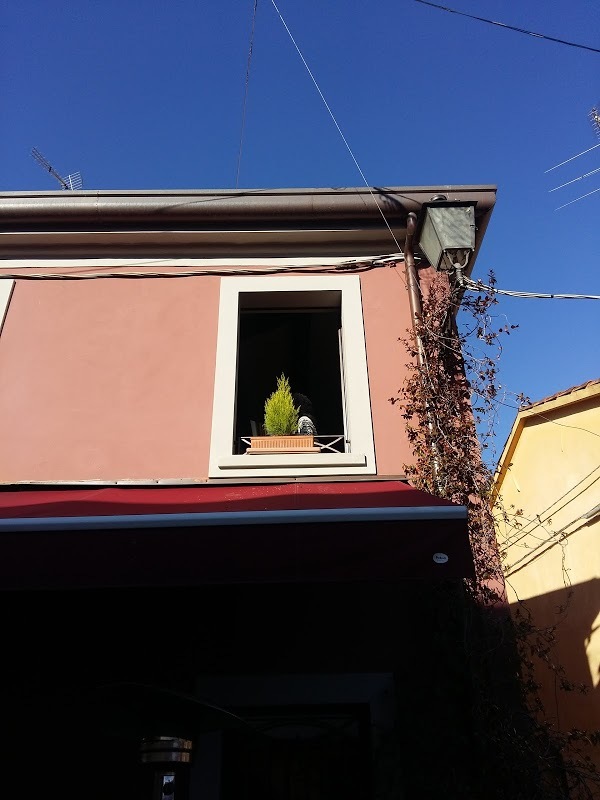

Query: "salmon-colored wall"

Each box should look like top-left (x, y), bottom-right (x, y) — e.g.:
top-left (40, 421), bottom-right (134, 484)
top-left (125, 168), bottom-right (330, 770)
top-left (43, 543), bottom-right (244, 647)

top-left (0, 278), bottom-right (219, 481)
top-left (0, 269), bottom-right (415, 482)
top-left (360, 266), bottom-right (414, 475)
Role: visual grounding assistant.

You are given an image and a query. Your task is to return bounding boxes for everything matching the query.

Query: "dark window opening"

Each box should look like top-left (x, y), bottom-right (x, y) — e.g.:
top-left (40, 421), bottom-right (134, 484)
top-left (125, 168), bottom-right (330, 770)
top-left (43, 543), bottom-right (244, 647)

top-left (234, 292), bottom-right (345, 453)
top-left (221, 704), bottom-right (372, 800)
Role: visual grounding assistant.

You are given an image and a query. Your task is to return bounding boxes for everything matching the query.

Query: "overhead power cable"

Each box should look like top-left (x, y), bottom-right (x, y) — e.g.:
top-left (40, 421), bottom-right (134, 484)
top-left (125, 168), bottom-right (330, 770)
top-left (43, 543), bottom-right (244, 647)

top-left (545, 142), bottom-right (600, 173)
top-left (235, 0), bottom-right (259, 188)
top-left (464, 276), bottom-right (600, 301)
top-left (269, 0), bottom-right (405, 257)
top-left (549, 165), bottom-right (600, 192)
top-left (0, 254), bottom-right (404, 281)
top-left (414, 0), bottom-right (600, 54)
top-left (555, 186), bottom-right (600, 210)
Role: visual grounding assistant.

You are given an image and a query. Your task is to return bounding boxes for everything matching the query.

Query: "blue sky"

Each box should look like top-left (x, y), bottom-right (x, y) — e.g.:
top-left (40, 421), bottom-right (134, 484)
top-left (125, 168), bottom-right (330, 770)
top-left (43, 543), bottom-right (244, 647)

top-left (2, 0), bottom-right (599, 453)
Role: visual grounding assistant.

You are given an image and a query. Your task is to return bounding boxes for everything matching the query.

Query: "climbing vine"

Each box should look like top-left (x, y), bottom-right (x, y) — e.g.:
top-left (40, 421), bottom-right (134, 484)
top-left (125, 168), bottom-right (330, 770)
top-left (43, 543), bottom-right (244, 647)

top-left (396, 269), bottom-right (600, 799)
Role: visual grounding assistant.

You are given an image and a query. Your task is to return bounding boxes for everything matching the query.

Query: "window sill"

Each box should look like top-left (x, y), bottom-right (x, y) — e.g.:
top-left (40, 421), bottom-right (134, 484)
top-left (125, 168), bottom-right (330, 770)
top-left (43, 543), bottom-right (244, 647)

top-left (214, 452), bottom-right (369, 477)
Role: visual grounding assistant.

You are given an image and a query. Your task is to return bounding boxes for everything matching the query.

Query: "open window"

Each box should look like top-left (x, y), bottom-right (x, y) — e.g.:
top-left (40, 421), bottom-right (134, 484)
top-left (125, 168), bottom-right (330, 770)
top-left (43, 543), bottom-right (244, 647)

top-left (209, 276), bottom-right (375, 478)
top-left (235, 290), bottom-right (345, 452)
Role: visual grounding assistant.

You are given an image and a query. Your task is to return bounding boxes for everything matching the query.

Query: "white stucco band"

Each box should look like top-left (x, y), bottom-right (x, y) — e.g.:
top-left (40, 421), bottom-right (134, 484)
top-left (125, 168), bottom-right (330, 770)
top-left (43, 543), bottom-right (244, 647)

top-left (208, 275), bottom-right (376, 479)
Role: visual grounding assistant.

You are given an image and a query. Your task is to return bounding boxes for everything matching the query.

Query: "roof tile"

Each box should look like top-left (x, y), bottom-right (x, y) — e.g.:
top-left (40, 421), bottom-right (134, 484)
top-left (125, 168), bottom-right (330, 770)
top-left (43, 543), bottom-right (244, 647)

top-left (524, 378), bottom-right (600, 410)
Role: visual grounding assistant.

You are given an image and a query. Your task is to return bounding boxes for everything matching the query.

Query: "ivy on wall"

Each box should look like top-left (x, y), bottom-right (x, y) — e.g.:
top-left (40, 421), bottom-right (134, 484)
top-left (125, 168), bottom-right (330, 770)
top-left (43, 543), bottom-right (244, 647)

top-left (395, 270), bottom-right (599, 799)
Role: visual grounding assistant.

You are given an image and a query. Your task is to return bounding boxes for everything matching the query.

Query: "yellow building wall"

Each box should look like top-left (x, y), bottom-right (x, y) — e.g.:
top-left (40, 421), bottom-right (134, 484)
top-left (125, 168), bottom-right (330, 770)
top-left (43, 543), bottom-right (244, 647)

top-left (495, 386), bottom-right (600, 762)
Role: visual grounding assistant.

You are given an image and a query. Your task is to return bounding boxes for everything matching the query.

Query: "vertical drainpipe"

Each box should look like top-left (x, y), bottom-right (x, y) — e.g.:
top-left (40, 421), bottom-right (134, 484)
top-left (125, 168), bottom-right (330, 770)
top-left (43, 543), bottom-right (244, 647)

top-left (403, 212), bottom-right (440, 486)
top-left (404, 213), bottom-right (426, 370)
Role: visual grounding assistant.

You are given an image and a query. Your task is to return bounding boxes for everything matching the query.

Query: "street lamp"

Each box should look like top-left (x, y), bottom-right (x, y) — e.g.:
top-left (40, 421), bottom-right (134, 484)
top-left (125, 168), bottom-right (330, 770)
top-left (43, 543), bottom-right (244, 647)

top-left (418, 197), bottom-right (476, 273)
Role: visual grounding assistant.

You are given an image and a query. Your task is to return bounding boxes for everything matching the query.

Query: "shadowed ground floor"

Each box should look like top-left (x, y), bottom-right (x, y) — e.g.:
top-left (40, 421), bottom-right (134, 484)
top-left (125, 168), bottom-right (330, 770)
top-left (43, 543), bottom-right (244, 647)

top-left (1, 581), bottom-right (485, 799)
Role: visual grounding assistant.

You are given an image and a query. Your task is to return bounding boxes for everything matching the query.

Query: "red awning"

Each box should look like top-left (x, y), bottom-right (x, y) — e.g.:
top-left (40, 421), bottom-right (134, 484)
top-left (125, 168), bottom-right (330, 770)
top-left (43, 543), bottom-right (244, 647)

top-left (0, 482), bottom-right (473, 588)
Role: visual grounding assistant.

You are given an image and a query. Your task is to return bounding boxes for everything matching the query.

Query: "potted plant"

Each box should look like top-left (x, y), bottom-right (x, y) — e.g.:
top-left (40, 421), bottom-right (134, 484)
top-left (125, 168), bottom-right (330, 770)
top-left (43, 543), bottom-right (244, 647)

top-left (246, 374), bottom-right (320, 454)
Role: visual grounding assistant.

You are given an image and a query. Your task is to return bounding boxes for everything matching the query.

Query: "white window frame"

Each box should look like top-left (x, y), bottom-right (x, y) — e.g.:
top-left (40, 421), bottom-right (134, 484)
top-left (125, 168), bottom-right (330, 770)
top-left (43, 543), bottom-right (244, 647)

top-left (0, 281), bottom-right (15, 335)
top-left (208, 275), bottom-right (376, 478)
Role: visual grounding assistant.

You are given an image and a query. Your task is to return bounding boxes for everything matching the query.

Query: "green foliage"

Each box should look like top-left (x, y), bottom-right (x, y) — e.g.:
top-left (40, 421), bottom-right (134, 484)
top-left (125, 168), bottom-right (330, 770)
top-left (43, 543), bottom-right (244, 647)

top-left (263, 374), bottom-right (299, 435)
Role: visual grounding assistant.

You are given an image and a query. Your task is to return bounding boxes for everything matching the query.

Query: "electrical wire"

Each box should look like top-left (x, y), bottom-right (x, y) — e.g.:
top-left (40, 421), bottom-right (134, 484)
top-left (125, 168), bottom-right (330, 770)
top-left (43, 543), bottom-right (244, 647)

top-left (498, 467), bottom-right (600, 549)
top-left (504, 507), bottom-right (595, 577)
top-left (545, 142), bottom-right (600, 173)
top-left (521, 410), bottom-right (600, 440)
top-left (485, 390), bottom-right (600, 448)
top-left (463, 277), bottom-right (600, 301)
top-left (235, 0), bottom-right (259, 189)
top-left (0, 253), bottom-right (404, 281)
top-left (555, 185), bottom-right (600, 210)
top-left (269, 0), bottom-right (405, 258)
top-left (491, 394), bottom-right (600, 439)
top-left (549, 165), bottom-right (600, 192)
top-left (414, 0), bottom-right (600, 55)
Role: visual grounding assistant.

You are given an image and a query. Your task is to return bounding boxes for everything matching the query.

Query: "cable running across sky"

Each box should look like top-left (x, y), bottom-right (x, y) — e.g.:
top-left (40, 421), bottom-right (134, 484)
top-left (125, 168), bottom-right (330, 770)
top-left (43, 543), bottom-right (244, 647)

top-left (463, 277), bottom-right (600, 301)
top-left (414, 0), bottom-right (600, 54)
top-left (269, 0), bottom-right (405, 259)
top-left (545, 143), bottom-right (600, 174)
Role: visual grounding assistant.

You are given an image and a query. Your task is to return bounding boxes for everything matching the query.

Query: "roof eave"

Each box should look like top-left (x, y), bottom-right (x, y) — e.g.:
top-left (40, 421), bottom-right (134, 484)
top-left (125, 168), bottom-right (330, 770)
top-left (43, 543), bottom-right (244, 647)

top-left (0, 185), bottom-right (496, 262)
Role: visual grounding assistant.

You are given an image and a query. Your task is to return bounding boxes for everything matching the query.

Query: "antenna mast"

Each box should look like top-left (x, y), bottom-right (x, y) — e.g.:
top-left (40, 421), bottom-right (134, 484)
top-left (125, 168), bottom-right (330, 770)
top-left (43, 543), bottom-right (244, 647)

top-left (546, 105), bottom-right (600, 209)
top-left (590, 105), bottom-right (600, 138)
top-left (31, 147), bottom-right (83, 190)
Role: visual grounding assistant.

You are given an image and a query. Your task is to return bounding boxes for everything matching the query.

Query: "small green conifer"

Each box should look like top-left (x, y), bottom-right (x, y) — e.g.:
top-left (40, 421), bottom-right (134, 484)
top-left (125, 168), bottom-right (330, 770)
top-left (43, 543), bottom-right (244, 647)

top-left (264, 374), bottom-right (300, 435)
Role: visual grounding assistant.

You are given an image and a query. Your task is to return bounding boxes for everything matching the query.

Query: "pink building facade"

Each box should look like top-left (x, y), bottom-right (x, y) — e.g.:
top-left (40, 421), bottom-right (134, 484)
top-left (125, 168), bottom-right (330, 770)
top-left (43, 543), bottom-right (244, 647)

top-left (0, 187), bottom-right (502, 800)
top-left (0, 187), bottom-right (494, 486)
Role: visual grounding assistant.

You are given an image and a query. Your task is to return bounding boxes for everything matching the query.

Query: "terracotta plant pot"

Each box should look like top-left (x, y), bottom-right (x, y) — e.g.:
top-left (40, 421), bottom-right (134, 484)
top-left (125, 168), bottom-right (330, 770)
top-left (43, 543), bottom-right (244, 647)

top-left (246, 435), bottom-right (320, 454)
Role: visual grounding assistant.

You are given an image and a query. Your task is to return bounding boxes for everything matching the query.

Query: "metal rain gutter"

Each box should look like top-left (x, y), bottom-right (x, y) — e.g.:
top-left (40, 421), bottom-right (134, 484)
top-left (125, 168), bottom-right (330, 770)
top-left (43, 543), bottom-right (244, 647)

top-left (0, 186), bottom-right (497, 224)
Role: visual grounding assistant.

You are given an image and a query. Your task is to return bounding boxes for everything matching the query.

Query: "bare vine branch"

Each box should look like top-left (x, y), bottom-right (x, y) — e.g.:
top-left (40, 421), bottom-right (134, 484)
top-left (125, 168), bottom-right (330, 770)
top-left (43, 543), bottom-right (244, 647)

top-left (394, 270), bottom-right (600, 799)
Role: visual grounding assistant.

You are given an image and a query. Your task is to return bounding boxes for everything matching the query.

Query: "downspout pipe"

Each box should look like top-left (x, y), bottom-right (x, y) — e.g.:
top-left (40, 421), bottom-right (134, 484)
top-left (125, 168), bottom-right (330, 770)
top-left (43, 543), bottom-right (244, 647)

top-left (404, 213), bottom-right (426, 371)
top-left (403, 212), bottom-right (440, 486)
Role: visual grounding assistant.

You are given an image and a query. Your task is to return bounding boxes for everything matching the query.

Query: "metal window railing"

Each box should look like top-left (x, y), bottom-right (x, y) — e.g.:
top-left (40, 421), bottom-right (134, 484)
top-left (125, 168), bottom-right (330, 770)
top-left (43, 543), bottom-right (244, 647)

top-left (240, 434), bottom-right (347, 454)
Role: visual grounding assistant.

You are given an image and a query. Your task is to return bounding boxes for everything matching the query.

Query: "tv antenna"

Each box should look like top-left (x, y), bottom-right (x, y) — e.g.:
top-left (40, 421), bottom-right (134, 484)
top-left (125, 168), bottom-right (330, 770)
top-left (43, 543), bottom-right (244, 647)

top-left (31, 147), bottom-right (83, 190)
top-left (545, 104), bottom-right (600, 209)
top-left (589, 105), bottom-right (600, 138)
